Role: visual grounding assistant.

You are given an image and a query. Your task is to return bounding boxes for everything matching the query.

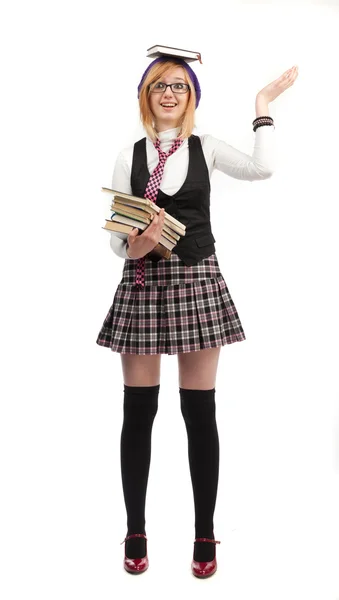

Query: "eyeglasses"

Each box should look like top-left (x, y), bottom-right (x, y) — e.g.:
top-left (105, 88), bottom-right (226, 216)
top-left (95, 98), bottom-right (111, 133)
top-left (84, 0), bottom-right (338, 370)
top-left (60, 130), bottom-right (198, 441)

top-left (148, 82), bottom-right (190, 94)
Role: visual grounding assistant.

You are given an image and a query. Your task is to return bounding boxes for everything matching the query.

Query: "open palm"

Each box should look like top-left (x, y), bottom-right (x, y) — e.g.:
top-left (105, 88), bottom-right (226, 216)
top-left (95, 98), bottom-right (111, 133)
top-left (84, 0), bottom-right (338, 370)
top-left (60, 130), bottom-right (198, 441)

top-left (258, 66), bottom-right (299, 103)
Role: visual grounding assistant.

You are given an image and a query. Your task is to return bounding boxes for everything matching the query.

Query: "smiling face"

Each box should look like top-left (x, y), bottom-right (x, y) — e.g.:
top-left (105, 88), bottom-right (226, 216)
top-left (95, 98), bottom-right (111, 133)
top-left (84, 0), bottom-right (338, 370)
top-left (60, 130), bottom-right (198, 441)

top-left (148, 66), bottom-right (190, 132)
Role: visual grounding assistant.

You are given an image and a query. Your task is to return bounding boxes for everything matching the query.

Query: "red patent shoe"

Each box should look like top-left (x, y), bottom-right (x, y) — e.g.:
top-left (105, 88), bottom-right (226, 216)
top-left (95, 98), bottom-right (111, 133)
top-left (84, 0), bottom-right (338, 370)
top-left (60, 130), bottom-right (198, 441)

top-left (191, 537), bottom-right (221, 578)
top-left (120, 533), bottom-right (149, 574)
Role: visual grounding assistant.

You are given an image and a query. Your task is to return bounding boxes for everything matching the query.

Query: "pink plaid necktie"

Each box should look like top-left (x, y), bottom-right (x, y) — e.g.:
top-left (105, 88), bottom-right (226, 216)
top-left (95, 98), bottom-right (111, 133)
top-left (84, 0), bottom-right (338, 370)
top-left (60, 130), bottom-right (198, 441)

top-left (134, 136), bottom-right (184, 288)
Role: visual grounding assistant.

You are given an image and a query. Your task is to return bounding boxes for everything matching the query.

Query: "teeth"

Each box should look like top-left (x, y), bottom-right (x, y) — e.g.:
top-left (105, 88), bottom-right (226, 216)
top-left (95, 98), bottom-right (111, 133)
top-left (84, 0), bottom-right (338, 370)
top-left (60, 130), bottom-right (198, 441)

top-left (161, 104), bottom-right (176, 107)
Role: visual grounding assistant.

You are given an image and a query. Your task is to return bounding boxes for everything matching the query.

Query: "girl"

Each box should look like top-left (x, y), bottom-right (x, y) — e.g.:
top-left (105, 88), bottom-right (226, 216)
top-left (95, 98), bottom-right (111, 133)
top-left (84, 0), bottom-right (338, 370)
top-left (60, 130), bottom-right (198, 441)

top-left (96, 54), bottom-right (298, 577)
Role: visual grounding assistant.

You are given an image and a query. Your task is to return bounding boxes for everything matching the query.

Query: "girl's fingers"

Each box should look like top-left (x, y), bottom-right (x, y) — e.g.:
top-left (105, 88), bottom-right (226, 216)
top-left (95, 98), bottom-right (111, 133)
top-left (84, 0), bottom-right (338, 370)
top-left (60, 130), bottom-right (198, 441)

top-left (284, 67), bottom-right (298, 80)
top-left (150, 209), bottom-right (164, 225)
top-left (286, 66), bottom-right (297, 74)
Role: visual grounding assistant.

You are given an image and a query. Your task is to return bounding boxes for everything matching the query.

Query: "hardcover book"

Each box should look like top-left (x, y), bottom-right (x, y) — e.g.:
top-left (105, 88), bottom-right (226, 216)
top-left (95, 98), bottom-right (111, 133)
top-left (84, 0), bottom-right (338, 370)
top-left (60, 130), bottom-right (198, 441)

top-left (146, 44), bottom-right (202, 64)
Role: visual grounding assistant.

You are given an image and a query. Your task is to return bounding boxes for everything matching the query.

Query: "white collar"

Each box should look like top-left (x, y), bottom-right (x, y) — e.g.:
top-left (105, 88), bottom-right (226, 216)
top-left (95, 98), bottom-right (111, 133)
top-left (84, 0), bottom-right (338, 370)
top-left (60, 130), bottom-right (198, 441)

top-left (146, 127), bottom-right (181, 144)
top-left (157, 127), bottom-right (181, 142)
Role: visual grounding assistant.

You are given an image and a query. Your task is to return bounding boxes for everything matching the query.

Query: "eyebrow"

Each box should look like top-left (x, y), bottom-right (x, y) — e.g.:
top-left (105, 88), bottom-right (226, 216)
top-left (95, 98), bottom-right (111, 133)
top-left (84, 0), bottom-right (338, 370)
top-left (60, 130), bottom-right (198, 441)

top-left (157, 77), bottom-right (186, 82)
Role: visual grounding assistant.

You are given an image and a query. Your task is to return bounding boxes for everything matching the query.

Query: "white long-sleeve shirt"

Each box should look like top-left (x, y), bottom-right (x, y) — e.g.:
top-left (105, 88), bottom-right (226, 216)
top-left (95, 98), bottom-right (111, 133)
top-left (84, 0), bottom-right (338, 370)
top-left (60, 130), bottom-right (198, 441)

top-left (109, 124), bottom-right (275, 259)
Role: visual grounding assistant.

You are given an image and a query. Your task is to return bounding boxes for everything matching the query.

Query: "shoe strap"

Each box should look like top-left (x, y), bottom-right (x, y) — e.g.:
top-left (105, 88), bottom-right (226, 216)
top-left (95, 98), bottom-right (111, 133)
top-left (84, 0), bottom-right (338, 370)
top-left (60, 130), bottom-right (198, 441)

top-left (120, 533), bottom-right (148, 545)
top-left (194, 537), bottom-right (221, 544)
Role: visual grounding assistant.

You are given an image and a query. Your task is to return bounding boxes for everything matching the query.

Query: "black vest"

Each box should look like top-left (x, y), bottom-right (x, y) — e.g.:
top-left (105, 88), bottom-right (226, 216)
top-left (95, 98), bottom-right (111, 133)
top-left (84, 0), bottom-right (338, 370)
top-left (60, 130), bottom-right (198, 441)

top-left (130, 134), bottom-right (216, 266)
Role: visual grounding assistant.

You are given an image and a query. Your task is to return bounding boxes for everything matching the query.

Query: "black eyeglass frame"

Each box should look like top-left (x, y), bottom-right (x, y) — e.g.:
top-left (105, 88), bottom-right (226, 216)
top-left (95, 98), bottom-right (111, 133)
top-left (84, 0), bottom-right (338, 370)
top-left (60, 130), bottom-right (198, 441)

top-left (148, 82), bottom-right (191, 94)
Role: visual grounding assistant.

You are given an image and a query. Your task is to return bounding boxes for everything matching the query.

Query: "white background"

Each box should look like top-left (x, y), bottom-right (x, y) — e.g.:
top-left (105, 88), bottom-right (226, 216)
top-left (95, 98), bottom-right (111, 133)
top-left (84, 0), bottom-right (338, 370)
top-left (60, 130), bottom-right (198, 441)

top-left (1, 1), bottom-right (339, 598)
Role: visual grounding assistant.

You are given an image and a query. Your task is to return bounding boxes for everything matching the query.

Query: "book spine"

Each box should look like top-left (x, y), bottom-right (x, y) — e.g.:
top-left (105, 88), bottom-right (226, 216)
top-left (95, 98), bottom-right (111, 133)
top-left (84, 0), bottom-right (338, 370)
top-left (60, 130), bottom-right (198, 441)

top-left (146, 243), bottom-right (171, 262)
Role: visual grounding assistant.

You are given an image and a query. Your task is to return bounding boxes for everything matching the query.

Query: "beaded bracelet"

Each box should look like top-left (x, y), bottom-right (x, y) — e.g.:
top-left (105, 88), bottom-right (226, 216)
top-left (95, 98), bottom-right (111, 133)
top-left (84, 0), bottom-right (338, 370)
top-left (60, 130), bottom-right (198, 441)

top-left (252, 116), bottom-right (275, 132)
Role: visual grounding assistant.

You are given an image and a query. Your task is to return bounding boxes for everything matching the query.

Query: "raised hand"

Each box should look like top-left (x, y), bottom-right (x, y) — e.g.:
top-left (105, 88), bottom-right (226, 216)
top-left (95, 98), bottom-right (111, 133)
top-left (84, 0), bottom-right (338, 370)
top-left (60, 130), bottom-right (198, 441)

top-left (257, 65), bottom-right (299, 103)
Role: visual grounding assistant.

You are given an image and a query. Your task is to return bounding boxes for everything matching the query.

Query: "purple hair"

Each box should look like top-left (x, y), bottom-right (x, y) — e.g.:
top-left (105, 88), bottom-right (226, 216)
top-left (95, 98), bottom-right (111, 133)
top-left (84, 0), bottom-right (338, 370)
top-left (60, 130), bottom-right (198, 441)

top-left (137, 56), bottom-right (201, 108)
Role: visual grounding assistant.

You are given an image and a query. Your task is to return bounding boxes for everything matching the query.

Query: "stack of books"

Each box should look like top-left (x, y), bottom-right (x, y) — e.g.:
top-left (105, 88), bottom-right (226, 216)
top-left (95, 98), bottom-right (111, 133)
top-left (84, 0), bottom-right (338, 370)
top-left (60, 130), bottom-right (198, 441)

top-left (101, 187), bottom-right (186, 261)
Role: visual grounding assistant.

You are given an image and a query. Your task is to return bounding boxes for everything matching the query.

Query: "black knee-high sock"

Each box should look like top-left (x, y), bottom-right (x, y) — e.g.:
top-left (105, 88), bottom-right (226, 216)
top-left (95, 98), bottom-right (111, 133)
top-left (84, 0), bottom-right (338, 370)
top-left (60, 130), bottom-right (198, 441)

top-left (180, 387), bottom-right (220, 562)
top-left (121, 384), bottom-right (159, 558)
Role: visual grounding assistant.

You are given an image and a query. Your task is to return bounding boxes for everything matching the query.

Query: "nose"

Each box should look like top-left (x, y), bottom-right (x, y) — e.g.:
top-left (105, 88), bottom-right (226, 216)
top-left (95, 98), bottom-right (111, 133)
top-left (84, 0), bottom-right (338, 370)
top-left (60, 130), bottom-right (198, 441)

top-left (162, 84), bottom-right (175, 98)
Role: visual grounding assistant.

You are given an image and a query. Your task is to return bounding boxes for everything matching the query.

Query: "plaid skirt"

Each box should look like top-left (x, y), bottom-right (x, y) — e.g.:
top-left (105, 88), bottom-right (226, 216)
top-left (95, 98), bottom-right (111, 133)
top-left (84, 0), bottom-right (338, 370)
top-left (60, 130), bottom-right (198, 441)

top-left (96, 252), bottom-right (246, 355)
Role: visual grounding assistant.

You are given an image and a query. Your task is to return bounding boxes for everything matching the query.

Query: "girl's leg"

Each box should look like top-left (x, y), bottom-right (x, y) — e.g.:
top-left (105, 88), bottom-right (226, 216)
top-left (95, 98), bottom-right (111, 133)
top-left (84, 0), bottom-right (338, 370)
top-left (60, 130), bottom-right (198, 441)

top-left (178, 347), bottom-right (221, 562)
top-left (120, 354), bottom-right (161, 558)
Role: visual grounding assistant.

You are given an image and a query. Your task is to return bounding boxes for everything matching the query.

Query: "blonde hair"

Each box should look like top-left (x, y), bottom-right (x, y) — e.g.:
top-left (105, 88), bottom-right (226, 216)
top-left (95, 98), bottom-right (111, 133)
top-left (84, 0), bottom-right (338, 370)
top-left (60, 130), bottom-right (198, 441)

top-left (138, 60), bottom-right (196, 142)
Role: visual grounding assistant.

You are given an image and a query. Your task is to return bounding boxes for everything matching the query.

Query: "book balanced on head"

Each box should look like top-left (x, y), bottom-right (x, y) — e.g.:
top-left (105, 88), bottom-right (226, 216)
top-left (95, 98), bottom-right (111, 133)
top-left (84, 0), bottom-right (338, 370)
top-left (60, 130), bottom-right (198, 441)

top-left (101, 187), bottom-right (186, 261)
top-left (146, 44), bottom-right (202, 64)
